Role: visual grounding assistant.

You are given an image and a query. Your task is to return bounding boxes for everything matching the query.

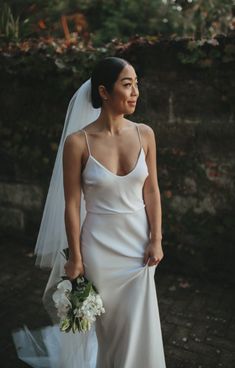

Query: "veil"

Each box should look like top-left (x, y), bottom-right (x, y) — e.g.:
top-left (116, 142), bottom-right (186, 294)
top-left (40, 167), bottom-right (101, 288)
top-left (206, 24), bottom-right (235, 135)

top-left (34, 78), bottom-right (101, 269)
top-left (12, 78), bottom-right (101, 368)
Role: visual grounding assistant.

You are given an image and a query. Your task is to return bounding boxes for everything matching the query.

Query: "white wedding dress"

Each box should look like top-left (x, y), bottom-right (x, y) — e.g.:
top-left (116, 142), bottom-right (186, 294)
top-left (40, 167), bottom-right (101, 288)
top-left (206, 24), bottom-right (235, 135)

top-left (12, 123), bottom-right (166, 368)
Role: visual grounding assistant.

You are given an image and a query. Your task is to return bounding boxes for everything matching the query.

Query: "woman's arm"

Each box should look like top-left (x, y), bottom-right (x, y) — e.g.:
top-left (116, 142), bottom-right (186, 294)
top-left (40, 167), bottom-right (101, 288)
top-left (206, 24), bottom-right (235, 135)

top-left (62, 132), bottom-right (85, 279)
top-left (141, 124), bottom-right (164, 267)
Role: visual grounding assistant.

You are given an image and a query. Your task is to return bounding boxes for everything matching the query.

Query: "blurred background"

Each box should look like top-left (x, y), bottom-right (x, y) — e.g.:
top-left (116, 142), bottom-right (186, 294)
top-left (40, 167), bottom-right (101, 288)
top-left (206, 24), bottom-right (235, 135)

top-left (0, 0), bottom-right (234, 44)
top-left (0, 1), bottom-right (235, 367)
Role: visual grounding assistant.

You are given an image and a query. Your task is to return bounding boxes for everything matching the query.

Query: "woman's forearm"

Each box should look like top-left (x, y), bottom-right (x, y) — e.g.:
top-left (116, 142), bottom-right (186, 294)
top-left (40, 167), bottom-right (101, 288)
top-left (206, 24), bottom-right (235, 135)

top-left (144, 186), bottom-right (163, 243)
top-left (64, 203), bottom-right (82, 261)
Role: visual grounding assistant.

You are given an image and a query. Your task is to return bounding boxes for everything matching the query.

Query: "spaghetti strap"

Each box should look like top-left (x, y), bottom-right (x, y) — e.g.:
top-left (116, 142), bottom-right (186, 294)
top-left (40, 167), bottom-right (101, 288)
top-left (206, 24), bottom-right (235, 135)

top-left (135, 123), bottom-right (142, 149)
top-left (81, 129), bottom-right (91, 156)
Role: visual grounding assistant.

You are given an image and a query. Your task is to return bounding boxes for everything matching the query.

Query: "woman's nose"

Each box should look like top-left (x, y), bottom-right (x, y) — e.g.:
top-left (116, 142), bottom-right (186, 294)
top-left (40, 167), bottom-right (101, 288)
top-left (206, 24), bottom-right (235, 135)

top-left (131, 85), bottom-right (139, 96)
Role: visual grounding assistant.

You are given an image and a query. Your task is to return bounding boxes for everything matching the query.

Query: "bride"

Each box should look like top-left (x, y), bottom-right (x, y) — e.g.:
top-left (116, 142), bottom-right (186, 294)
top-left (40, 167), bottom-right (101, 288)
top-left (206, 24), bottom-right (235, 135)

top-left (13, 57), bottom-right (166, 368)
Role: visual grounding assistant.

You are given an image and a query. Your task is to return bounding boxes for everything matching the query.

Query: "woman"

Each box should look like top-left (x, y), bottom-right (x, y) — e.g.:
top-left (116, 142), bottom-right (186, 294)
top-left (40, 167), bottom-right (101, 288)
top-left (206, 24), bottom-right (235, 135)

top-left (62, 57), bottom-right (166, 367)
top-left (12, 57), bottom-right (166, 368)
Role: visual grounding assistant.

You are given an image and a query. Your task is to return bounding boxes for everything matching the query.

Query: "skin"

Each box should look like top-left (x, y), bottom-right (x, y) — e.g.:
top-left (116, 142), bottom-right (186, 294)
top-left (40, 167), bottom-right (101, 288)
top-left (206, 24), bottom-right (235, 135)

top-left (63, 63), bottom-right (164, 280)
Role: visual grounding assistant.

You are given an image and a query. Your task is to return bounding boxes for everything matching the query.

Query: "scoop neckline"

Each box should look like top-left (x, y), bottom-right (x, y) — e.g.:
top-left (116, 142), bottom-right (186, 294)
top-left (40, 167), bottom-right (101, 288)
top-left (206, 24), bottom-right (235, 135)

top-left (83, 147), bottom-right (144, 178)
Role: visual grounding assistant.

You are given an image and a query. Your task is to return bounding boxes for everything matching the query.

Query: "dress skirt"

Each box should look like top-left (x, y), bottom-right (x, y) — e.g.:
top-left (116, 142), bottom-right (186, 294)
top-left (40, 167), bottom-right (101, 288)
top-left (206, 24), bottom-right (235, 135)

top-left (80, 206), bottom-right (166, 368)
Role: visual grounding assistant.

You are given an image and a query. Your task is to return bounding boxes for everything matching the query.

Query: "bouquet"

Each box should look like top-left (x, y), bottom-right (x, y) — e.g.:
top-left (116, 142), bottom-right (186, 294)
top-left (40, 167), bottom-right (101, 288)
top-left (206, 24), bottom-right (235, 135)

top-left (52, 248), bottom-right (105, 333)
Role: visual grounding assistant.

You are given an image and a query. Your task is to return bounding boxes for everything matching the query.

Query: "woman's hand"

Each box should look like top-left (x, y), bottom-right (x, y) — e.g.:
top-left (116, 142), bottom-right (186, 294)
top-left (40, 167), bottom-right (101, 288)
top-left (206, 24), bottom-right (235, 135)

top-left (143, 239), bottom-right (164, 267)
top-left (64, 257), bottom-right (85, 280)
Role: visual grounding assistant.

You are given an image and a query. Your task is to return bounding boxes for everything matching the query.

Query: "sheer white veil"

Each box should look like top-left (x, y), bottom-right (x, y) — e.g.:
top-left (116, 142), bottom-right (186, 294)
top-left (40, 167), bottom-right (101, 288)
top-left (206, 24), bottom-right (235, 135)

top-left (34, 78), bottom-right (100, 270)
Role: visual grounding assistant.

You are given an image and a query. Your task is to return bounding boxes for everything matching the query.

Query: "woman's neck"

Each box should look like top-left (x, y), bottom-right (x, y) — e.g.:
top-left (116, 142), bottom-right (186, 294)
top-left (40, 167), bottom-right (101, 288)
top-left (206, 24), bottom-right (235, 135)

top-left (95, 109), bottom-right (126, 135)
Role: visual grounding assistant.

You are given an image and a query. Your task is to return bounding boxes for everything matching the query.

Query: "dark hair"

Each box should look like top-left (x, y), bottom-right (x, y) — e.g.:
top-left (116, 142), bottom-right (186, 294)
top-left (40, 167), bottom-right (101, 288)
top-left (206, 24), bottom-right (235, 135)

top-left (91, 57), bottom-right (131, 108)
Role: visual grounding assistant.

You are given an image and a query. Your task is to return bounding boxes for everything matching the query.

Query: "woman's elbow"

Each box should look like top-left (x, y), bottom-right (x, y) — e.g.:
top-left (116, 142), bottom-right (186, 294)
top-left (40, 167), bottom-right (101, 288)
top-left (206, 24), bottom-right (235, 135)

top-left (65, 198), bottom-right (81, 213)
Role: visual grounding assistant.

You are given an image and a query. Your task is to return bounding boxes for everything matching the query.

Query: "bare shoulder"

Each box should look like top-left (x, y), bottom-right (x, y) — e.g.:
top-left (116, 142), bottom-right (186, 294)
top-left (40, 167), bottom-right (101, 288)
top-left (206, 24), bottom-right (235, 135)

top-left (63, 130), bottom-right (86, 157)
top-left (137, 123), bottom-right (156, 140)
top-left (64, 130), bottom-right (85, 146)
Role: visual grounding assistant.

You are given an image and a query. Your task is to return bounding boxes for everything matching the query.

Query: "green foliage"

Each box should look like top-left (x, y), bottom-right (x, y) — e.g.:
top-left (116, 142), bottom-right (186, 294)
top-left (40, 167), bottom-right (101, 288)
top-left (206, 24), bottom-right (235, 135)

top-left (0, 2), bottom-right (20, 41)
top-left (177, 38), bottom-right (235, 68)
top-left (1, 0), bottom-right (234, 44)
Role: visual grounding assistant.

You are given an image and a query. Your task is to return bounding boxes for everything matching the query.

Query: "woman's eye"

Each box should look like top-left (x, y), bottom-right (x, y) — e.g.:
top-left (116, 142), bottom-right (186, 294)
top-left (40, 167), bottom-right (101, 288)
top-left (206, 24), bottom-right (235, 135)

top-left (124, 82), bottom-right (138, 87)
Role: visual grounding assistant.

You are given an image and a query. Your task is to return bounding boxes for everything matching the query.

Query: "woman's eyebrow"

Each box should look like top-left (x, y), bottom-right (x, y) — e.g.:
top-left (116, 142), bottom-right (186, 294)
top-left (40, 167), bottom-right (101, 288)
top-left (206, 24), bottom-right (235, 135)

top-left (120, 77), bottom-right (138, 81)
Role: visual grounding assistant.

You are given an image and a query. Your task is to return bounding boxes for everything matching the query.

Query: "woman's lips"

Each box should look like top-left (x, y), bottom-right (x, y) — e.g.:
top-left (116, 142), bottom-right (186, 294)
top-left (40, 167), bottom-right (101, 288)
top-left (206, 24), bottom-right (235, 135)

top-left (128, 101), bottom-right (137, 106)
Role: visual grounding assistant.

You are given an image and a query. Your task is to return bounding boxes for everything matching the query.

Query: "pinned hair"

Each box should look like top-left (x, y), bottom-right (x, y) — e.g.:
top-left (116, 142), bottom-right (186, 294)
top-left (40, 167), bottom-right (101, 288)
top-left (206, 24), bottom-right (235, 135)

top-left (91, 57), bottom-right (131, 108)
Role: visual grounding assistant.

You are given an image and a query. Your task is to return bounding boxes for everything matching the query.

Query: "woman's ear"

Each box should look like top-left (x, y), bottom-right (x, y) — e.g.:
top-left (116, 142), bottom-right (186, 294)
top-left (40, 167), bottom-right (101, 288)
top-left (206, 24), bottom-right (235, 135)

top-left (98, 85), bottom-right (109, 101)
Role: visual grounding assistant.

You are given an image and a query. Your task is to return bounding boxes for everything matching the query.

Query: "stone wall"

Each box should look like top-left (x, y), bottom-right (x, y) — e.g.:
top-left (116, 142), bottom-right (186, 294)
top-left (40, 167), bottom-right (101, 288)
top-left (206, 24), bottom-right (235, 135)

top-left (0, 183), bottom-right (43, 239)
top-left (0, 36), bottom-right (234, 282)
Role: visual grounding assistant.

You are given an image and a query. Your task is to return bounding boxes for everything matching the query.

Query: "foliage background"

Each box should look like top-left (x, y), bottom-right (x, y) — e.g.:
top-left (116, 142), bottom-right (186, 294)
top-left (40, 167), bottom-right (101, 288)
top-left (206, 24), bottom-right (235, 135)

top-left (0, 0), bottom-right (234, 44)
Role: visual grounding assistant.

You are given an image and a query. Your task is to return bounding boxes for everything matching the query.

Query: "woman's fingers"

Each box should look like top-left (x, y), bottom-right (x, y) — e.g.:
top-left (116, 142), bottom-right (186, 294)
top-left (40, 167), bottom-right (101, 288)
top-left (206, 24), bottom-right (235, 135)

top-left (143, 252), bottom-right (149, 265)
top-left (143, 254), bottom-right (158, 266)
top-left (148, 256), bottom-right (160, 267)
top-left (144, 243), bottom-right (164, 267)
top-left (143, 252), bottom-right (163, 267)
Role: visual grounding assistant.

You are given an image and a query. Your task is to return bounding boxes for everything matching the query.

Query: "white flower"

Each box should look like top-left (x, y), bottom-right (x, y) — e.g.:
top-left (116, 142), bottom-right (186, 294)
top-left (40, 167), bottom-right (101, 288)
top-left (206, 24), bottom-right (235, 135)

top-left (57, 279), bottom-right (72, 292)
top-left (53, 291), bottom-right (71, 306)
top-left (57, 303), bottom-right (71, 319)
top-left (52, 286), bottom-right (70, 303)
top-left (53, 295), bottom-right (72, 319)
top-left (95, 294), bottom-right (103, 307)
top-left (75, 289), bottom-right (105, 326)
top-left (52, 280), bottom-right (72, 319)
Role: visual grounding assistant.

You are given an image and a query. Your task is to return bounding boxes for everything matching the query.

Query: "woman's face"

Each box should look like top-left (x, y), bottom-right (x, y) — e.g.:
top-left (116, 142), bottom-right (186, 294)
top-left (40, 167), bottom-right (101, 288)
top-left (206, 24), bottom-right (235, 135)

top-left (103, 64), bottom-right (139, 115)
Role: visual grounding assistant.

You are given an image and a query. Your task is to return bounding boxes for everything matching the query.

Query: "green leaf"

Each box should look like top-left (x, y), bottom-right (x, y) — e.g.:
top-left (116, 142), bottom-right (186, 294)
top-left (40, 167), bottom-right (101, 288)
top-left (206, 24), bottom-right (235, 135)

top-left (60, 318), bottom-right (71, 332)
top-left (72, 318), bottom-right (78, 333)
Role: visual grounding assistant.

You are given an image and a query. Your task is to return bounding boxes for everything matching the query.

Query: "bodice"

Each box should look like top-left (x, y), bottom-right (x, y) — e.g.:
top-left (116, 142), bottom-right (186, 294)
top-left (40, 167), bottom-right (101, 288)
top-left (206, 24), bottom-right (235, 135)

top-left (81, 147), bottom-right (149, 214)
top-left (81, 124), bottom-right (149, 214)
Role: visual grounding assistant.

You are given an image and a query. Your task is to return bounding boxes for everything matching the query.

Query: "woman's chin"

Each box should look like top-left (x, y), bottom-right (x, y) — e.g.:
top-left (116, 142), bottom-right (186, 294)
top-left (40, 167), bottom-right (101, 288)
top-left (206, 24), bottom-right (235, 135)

top-left (124, 107), bottom-right (136, 114)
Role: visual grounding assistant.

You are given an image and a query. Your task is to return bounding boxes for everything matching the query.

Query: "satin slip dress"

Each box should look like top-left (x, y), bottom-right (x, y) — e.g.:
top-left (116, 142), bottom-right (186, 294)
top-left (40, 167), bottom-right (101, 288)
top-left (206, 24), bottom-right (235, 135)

top-left (77, 123), bottom-right (166, 368)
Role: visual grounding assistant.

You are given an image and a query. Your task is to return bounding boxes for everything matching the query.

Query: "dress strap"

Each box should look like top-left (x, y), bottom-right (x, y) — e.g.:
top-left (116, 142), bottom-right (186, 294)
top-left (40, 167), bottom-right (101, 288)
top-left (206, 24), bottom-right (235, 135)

top-left (81, 130), bottom-right (91, 156)
top-left (135, 123), bottom-right (142, 149)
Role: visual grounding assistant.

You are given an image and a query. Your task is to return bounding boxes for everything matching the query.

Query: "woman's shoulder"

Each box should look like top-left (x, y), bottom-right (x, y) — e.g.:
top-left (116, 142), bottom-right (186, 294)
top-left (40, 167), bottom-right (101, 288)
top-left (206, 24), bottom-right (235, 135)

top-left (126, 119), bottom-right (151, 130)
top-left (63, 130), bottom-right (87, 154)
top-left (137, 122), bottom-right (153, 131)
top-left (64, 131), bottom-right (83, 144)
top-left (132, 121), bottom-right (155, 137)
top-left (65, 119), bottom-right (98, 143)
